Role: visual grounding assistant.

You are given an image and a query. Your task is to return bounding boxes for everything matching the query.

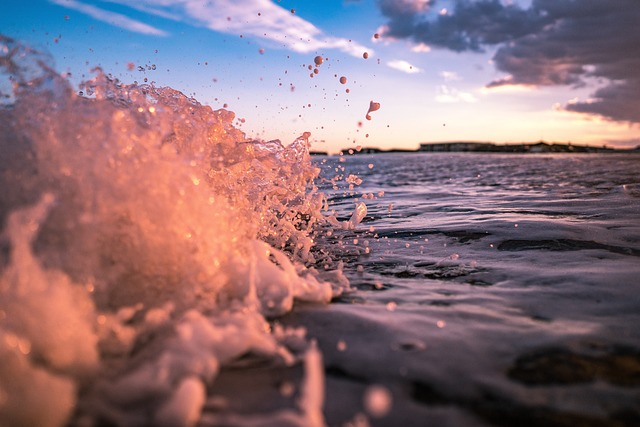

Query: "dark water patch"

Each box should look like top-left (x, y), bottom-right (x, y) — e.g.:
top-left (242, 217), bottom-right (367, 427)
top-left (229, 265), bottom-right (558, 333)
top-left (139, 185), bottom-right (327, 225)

top-left (530, 314), bottom-right (553, 322)
top-left (424, 300), bottom-right (453, 307)
top-left (348, 280), bottom-right (392, 291)
top-left (410, 380), bottom-right (451, 405)
top-left (374, 229), bottom-right (435, 239)
top-left (432, 206), bottom-right (478, 214)
top-left (503, 208), bottom-right (597, 220)
top-left (358, 260), bottom-right (407, 277)
top-left (325, 365), bottom-right (369, 383)
top-left (471, 393), bottom-right (639, 427)
top-left (410, 381), bottom-right (640, 427)
top-left (331, 214), bottom-right (376, 224)
top-left (378, 262), bottom-right (484, 281)
top-left (466, 278), bottom-right (494, 287)
top-left (325, 193), bottom-right (360, 204)
top-left (391, 269), bottom-right (421, 278)
top-left (413, 261), bottom-right (439, 267)
top-left (442, 230), bottom-right (491, 243)
top-left (395, 341), bottom-right (427, 351)
top-left (508, 345), bottom-right (640, 387)
top-left (497, 239), bottom-right (640, 257)
top-left (373, 228), bottom-right (491, 244)
top-left (423, 265), bottom-right (474, 280)
top-left (331, 294), bottom-right (367, 304)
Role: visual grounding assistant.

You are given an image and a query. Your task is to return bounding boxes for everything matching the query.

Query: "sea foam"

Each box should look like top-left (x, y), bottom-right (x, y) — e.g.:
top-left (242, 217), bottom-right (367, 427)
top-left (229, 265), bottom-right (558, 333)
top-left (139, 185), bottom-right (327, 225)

top-left (0, 35), bottom-right (349, 426)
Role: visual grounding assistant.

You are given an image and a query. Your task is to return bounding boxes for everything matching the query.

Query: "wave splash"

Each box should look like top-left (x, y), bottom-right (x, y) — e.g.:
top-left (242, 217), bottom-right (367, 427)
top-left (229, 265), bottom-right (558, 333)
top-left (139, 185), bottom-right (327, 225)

top-left (0, 35), bottom-right (348, 426)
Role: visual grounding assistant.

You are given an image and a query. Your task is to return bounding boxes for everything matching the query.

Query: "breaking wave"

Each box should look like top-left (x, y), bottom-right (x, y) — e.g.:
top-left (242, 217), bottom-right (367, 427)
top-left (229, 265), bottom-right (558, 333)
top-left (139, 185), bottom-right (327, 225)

top-left (0, 35), bottom-right (357, 426)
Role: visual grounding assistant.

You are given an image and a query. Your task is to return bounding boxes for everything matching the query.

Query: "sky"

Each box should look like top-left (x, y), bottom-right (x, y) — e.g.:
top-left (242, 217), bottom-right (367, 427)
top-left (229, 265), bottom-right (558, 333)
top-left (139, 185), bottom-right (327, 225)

top-left (2, 0), bottom-right (639, 153)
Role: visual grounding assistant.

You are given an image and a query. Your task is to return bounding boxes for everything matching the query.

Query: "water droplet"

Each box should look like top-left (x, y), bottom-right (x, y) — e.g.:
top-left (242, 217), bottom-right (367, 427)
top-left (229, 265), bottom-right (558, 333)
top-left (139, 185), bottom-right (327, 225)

top-left (364, 385), bottom-right (392, 418)
top-left (280, 382), bottom-right (295, 397)
top-left (365, 101), bottom-right (381, 120)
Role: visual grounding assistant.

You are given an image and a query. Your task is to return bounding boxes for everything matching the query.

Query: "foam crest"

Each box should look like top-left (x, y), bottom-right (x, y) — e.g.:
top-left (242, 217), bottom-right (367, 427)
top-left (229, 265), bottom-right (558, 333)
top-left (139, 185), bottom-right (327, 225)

top-left (0, 35), bottom-right (348, 426)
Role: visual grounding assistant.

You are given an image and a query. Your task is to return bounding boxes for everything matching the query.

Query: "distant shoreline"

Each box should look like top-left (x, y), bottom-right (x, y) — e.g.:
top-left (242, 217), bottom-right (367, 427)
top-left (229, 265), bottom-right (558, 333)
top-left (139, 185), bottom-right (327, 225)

top-left (310, 141), bottom-right (640, 156)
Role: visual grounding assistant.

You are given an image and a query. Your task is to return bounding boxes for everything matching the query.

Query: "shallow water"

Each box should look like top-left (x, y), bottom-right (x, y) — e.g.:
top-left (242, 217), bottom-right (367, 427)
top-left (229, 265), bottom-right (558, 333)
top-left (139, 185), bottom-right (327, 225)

top-left (1, 34), bottom-right (640, 427)
top-left (283, 152), bottom-right (640, 426)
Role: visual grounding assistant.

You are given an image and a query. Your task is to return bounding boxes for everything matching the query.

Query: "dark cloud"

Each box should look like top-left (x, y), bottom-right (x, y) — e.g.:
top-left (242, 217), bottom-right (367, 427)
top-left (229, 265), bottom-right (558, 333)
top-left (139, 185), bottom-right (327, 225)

top-left (380, 0), bottom-right (544, 51)
top-left (377, 0), bottom-right (640, 123)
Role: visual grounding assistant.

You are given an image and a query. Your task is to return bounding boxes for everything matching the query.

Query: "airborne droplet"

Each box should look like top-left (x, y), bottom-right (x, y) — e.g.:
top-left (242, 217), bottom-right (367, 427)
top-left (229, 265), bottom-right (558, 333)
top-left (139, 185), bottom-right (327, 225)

top-left (314, 55), bottom-right (323, 66)
top-left (365, 101), bottom-right (381, 120)
top-left (339, 76), bottom-right (347, 84)
top-left (364, 385), bottom-right (393, 418)
top-left (363, 52), bottom-right (369, 59)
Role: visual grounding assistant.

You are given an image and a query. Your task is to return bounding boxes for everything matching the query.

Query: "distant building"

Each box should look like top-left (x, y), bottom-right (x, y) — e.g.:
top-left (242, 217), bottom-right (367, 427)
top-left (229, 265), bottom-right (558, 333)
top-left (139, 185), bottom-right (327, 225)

top-left (419, 141), bottom-right (616, 153)
top-left (418, 142), bottom-right (494, 152)
top-left (338, 147), bottom-right (383, 154)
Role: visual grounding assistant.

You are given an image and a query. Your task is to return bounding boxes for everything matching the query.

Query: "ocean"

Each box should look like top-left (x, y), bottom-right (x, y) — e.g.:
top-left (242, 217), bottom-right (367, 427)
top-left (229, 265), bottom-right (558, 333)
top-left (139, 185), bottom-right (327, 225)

top-left (1, 35), bottom-right (640, 427)
top-left (296, 152), bottom-right (640, 426)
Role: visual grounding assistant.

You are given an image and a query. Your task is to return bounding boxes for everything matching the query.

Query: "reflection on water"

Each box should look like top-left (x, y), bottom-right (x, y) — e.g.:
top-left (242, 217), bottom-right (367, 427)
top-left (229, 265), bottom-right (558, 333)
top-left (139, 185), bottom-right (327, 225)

top-left (305, 151), bottom-right (640, 426)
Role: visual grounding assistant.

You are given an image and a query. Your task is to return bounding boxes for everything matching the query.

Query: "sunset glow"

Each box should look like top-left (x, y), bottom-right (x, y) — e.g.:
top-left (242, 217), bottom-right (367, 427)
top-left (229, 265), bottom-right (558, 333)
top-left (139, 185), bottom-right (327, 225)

top-left (2, 0), bottom-right (638, 152)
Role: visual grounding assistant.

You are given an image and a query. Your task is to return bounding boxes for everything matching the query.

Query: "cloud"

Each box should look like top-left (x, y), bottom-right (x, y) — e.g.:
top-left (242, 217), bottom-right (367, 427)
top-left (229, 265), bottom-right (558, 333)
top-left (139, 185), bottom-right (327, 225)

top-left (50, 0), bottom-right (168, 36)
top-left (411, 43), bottom-right (431, 52)
top-left (376, 0), bottom-right (640, 123)
top-left (605, 138), bottom-right (640, 149)
top-left (436, 85), bottom-right (478, 103)
top-left (387, 59), bottom-right (421, 73)
top-left (378, 0), bottom-right (542, 51)
top-left (95, 0), bottom-right (370, 57)
top-left (439, 71), bottom-right (459, 81)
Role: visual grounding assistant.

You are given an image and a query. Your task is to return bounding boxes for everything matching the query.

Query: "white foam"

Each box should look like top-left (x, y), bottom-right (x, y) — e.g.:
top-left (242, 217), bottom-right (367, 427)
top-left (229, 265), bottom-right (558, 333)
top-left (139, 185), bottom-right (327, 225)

top-left (345, 201), bottom-right (368, 230)
top-left (0, 35), bottom-right (347, 426)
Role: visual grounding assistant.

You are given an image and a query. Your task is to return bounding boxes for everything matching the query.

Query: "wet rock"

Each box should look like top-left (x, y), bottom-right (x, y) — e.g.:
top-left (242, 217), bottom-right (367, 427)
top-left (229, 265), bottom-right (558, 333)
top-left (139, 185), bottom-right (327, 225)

top-left (508, 345), bottom-right (640, 387)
